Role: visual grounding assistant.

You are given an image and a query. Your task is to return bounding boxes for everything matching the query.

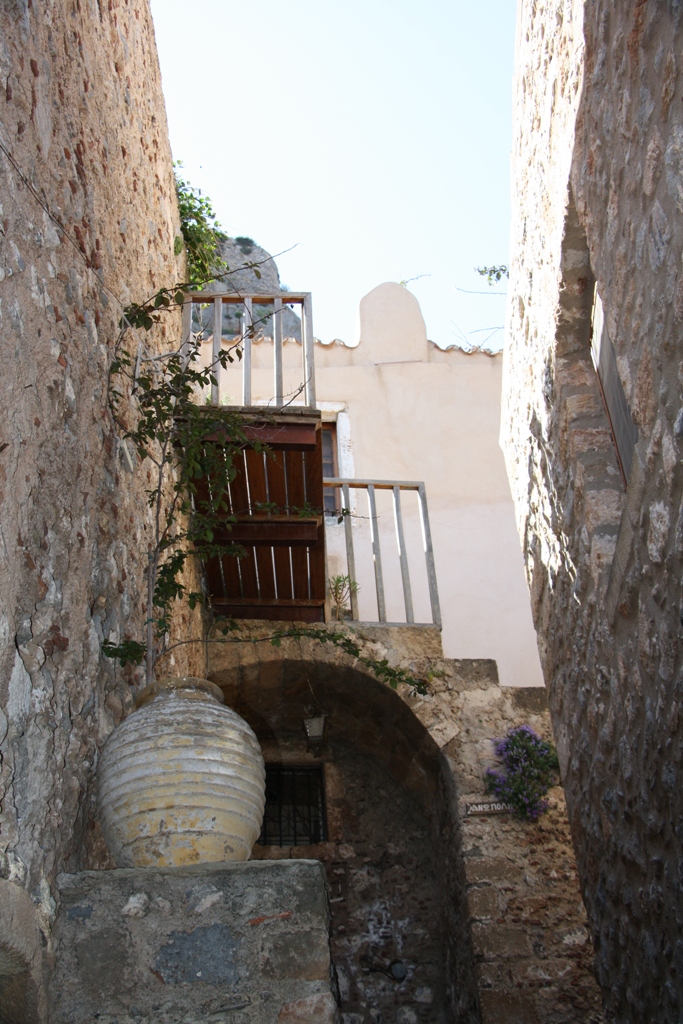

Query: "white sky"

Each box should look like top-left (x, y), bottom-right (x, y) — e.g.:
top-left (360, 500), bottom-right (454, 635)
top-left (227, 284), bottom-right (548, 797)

top-left (149, 1), bottom-right (515, 349)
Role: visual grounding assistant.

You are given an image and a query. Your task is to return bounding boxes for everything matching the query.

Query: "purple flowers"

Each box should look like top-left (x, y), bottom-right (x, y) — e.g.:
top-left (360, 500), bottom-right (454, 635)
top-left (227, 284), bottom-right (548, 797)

top-left (485, 725), bottom-right (559, 821)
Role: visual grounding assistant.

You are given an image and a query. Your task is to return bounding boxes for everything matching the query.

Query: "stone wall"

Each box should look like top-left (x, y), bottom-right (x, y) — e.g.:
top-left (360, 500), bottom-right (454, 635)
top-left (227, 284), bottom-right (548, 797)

top-left (458, 700), bottom-right (603, 1024)
top-left (0, 0), bottom-right (203, 1005)
top-left (208, 622), bottom-right (602, 1023)
top-left (252, 739), bottom-right (450, 1024)
top-left (50, 861), bottom-right (339, 1024)
top-left (503, 1), bottom-right (683, 1019)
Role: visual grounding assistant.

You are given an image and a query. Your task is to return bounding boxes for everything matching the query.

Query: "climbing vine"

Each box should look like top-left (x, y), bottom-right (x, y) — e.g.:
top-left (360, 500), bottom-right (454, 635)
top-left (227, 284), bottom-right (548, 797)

top-left (475, 264), bottom-right (509, 286)
top-left (174, 163), bottom-right (228, 287)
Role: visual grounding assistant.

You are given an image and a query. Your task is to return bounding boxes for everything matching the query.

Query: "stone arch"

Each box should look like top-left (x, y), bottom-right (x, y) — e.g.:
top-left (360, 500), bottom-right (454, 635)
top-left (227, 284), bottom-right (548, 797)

top-left (213, 654), bottom-right (441, 797)
top-left (209, 645), bottom-right (480, 1023)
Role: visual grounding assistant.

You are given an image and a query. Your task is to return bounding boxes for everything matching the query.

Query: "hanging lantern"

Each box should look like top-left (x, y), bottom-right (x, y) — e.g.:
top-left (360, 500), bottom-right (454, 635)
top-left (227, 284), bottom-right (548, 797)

top-left (303, 711), bottom-right (329, 754)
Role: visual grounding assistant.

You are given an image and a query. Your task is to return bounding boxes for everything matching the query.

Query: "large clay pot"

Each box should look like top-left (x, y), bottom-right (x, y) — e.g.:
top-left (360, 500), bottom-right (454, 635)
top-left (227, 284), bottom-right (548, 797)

top-left (97, 677), bottom-right (265, 867)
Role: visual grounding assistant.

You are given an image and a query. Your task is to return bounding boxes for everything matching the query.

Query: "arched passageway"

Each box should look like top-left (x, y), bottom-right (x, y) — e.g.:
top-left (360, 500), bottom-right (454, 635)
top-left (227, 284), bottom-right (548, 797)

top-left (210, 655), bottom-right (480, 1024)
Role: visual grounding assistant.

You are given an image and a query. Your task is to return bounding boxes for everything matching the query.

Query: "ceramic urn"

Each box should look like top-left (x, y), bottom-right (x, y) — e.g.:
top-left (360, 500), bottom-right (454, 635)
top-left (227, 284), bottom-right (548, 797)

top-left (97, 677), bottom-right (266, 867)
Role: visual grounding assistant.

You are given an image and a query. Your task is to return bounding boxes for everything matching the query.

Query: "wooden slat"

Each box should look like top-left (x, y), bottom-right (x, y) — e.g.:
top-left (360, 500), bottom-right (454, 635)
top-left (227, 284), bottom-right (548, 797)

top-left (285, 449), bottom-right (307, 508)
top-left (303, 429), bottom-right (324, 509)
top-left (181, 300), bottom-right (192, 362)
top-left (203, 556), bottom-right (227, 601)
top-left (212, 598), bottom-right (325, 623)
top-left (192, 449), bottom-right (213, 511)
top-left (302, 292), bottom-right (316, 408)
top-left (228, 450), bottom-right (250, 518)
top-left (273, 296), bottom-right (283, 405)
top-left (187, 292), bottom-right (309, 303)
top-left (367, 484), bottom-right (386, 622)
top-left (219, 520), bottom-right (320, 545)
top-left (264, 451), bottom-right (293, 601)
top-left (304, 444), bottom-right (326, 603)
top-left (218, 553), bottom-right (242, 602)
top-left (242, 421), bottom-right (318, 450)
top-left (211, 297), bottom-right (222, 406)
top-left (393, 485), bottom-right (414, 623)
top-left (342, 482), bottom-right (359, 620)
top-left (246, 450), bottom-right (276, 598)
top-left (194, 443), bottom-right (231, 602)
top-left (236, 549), bottom-right (259, 600)
top-left (323, 477), bottom-right (421, 490)
top-left (242, 297), bottom-right (252, 406)
top-left (286, 450), bottom-right (309, 600)
top-left (418, 482), bottom-right (441, 628)
top-left (227, 451), bottom-right (258, 598)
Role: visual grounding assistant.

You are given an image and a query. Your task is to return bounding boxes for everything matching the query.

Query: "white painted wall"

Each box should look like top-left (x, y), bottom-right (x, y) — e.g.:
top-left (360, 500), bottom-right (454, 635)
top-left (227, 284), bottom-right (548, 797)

top-left (213, 282), bottom-right (543, 688)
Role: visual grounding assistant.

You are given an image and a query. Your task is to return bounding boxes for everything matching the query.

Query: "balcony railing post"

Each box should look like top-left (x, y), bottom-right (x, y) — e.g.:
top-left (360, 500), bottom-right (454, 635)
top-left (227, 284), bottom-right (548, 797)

top-left (181, 299), bottom-right (192, 367)
top-left (211, 296), bottom-right (222, 406)
top-left (273, 296), bottom-right (283, 405)
top-left (392, 485), bottom-right (414, 624)
top-left (185, 291), bottom-right (315, 409)
top-left (303, 292), bottom-right (316, 408)
top-left (367, 484), bottom-right (386, 622)
top-left (324, 477), bottom-right (441, 628)
top-left (342, 483), bottom-right (359, 621)
top-left (418, 482), bottom-right (441, 628)
top-left (242, 297), bottom-right (253, 406)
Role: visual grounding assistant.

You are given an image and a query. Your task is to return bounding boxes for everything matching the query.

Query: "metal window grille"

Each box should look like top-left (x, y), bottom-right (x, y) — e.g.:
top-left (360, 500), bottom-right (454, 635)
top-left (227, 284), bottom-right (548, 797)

top-left (258, 765), bottom-right (327, 846)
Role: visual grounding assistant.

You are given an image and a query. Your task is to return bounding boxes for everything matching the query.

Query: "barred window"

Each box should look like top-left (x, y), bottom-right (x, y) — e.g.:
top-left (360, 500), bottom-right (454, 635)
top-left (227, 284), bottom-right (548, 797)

top-left (258, 765), bottom-right (327, 846)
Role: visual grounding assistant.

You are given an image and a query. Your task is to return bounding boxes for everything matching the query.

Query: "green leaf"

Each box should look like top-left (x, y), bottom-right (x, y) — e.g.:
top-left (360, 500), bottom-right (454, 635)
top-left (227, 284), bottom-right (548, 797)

top-left (102, 639), bottom-right (146, 666)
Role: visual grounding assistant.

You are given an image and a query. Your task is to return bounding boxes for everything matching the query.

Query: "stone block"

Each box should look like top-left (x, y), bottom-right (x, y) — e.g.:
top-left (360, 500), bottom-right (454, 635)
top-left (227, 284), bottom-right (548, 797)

top-left (277, 993), bottom-right (339, 1022)
top-left (479, 990), bottom-right (539, 1024)
top-left (261, 929), bottom-right (330, 981)
top-left (50, 860), bottom-right (338, 1024)
top-left (464, 857), bottom-right (522, 885)
top-left (508, 687), bottom-right (549, 714)
top-left (471, 922), bottom-right (532, 959)
top-left (466, 886), bottom-right (499, 920)
top-left (584, 488), bottom-right (624, 533)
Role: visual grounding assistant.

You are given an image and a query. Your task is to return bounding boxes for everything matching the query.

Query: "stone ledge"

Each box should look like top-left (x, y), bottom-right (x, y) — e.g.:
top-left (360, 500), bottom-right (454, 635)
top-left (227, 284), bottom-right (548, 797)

top-left (50, 861), bottom-right (339, 1024)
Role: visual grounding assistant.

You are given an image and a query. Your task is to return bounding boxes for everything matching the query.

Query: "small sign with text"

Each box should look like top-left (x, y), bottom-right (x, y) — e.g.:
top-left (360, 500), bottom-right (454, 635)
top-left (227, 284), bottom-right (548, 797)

top-left (466, 800), bottom-right (513, 816)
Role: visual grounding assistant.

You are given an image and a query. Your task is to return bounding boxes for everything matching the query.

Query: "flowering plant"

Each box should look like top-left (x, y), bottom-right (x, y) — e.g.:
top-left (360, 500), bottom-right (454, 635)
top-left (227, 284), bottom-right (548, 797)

top-left (485, 725), bottom-right (559, 820)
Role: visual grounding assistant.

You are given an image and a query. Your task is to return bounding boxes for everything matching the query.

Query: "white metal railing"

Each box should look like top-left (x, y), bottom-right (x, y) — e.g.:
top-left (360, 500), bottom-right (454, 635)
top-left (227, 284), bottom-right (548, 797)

top-left (182, 291), bottom-right (316, 408)
top-left (323, 478), bottom-right (441, 628)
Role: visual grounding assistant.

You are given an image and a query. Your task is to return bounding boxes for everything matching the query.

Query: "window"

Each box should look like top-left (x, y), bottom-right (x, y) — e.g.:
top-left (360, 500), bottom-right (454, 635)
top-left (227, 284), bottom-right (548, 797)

top-left (258, 765), bottom-right (327, 846)
top-left (591, 289), bottom-right (638, 486)
top-left (321, 423), bottom-right (339, 515)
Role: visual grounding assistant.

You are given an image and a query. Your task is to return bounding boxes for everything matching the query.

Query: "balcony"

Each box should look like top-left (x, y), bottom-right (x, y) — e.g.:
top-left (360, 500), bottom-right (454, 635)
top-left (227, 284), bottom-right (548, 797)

top-left (183, 290), bottom-right (440, 627)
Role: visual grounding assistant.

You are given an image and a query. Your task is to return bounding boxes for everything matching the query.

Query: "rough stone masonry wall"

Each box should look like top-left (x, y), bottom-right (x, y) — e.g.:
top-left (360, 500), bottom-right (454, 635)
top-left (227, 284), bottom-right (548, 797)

top-left (252, 738), bottom-right (449, 1024)
top-left (50, 861), bottom-right (339, 1024)
top-left (209, 622), bottom-right (602, 1023)
top-left (0, 0), bottom-right (204, 1007)
top-left (503, 1), bottom-right (683, 1020)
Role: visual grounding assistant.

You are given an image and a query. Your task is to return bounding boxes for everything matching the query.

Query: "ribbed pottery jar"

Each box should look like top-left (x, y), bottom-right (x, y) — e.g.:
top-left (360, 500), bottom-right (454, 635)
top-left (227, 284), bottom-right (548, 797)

top-left (97, 677), bottom-right (265, 868)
